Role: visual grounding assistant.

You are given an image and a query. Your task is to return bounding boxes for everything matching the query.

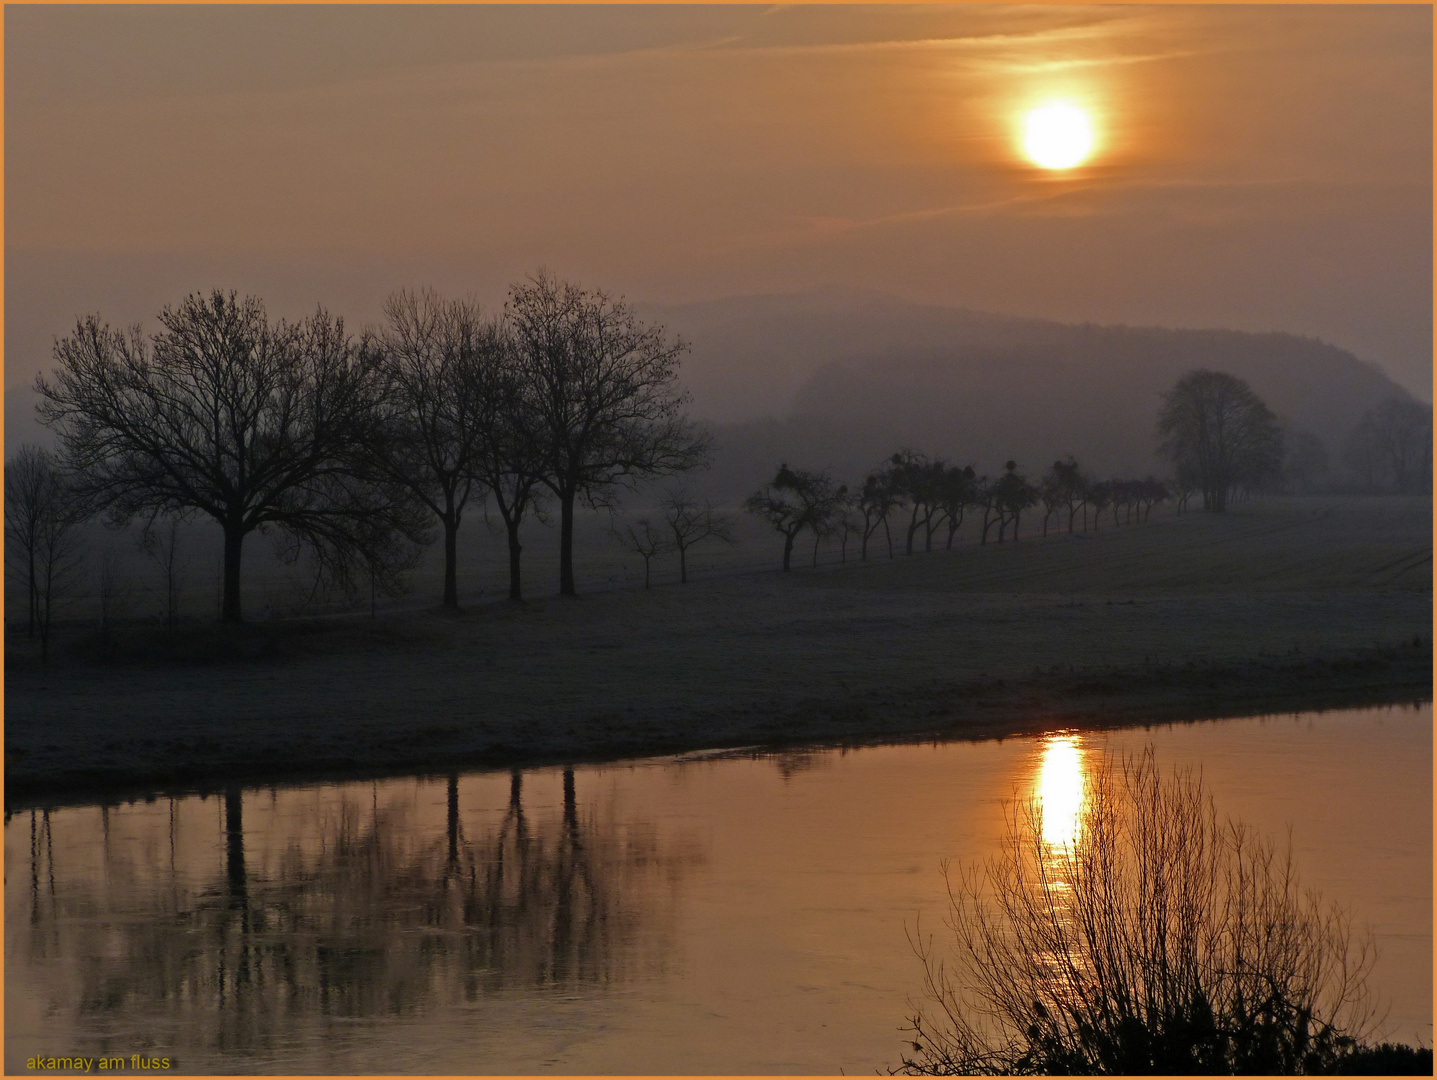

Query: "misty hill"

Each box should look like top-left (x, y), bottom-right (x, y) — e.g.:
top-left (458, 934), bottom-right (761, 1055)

top-left (644, 290), bottom-right (1420, 497)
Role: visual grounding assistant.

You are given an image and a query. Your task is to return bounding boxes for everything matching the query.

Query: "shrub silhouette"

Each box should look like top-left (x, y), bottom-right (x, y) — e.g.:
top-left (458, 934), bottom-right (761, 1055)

top-left (896, 748), bottom-right (1385, 1075)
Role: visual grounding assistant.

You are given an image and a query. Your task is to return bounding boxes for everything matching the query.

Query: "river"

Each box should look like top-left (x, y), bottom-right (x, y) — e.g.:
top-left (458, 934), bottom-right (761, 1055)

top-left (6, 703), bottom-right (1430, 1074)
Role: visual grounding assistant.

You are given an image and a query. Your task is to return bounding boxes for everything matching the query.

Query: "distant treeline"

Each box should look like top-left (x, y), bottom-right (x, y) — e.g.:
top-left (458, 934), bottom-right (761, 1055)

top-left (743, 454), bottom-right (1174, 573)
top-left (739, 368), bottom-right (1429, 572)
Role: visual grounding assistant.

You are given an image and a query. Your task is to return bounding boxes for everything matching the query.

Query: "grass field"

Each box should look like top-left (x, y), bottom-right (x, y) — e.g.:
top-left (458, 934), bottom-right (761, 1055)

top-left (5, 495), bottom-right (1430, 806)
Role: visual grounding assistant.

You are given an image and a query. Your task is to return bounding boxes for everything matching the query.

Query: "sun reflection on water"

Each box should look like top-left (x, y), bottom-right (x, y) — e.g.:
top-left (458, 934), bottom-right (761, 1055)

top-left (1037, 735), bottom-right (1086, 849)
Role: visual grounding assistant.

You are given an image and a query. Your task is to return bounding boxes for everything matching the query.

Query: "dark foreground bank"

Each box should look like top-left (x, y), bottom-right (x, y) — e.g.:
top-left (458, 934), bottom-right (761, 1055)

top-left (5, 637), bottom-right (1428, 810)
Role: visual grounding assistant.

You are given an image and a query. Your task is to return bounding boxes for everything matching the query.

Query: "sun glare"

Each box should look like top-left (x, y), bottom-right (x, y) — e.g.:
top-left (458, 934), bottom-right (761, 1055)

top-left (1023, 103), bottom-right (1094, 170)
top-left (1037, 735), bottom-right (1086, 848)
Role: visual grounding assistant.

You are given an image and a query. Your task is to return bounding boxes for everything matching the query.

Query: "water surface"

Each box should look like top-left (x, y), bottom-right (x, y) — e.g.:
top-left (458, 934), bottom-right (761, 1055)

top-left (7, 704), bottom-right (1430, 1073)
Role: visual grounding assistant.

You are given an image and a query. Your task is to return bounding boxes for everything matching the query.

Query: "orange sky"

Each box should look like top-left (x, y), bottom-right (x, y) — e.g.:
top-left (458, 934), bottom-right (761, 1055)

top-left (5, 5), bottom-right (1431, 410)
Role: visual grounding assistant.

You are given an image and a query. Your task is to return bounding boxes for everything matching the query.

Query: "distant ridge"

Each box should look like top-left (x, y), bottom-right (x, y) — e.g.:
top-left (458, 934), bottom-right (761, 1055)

top-left (642, 290), bottom-right (1417, 496)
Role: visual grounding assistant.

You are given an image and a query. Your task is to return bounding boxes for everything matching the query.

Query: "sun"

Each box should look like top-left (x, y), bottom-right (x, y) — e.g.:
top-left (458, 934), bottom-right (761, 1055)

top-left (1023, 103), bottom-right (1094, 170)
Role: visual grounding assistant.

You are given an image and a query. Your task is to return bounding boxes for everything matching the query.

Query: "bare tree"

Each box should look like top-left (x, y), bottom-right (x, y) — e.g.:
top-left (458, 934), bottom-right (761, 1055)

top-left (477, 432), bottom-right (546, 602)
top-left (856, 466), bottom-right (902, 561)
top-left (37, 291), bottom-right (427, 624)
top-left (94, 544), bottom-right (133, 650)
top-left (832, 497), bottom-right (862, 564)
top-left (35, 508), bottom-right (87, 665)
top-left (1084, 478), bottom-right (1114, 529)
top-left (1158, 369), bottom-right (1283, 513)
top-left (6, 444), bottom-right (63, 637)
top-left (507, 272), bottom-right (708, 597)
top-left (990, 461), bottom-right (1037, 542)
top-left (139, 515), bottom-right (188, 633)
top-left (935, 464), bottom-right (978, 549)
top-left (370, 288), bottom-right (507, 610)
top-left (5, 445), bottom-right (88, 661)
top-left (660, 489), bottom-right (733, 583)
top-left (744, 463), bottom-right (841, 572)
top-left (889, 451), bottom-right (946, 555)
top-left (1172, 465), bottom-right (1199, 515)
top-left (1038, 468), bottom-right (1066, 537)
top-left (897, 748), bottom-right (1381, 1076)
top-left (471, 352), bottom-right (546, 602)
top-left (807, 480), bottom-right (850, 568)
top-left (1342, 397), bottom-right (1432, 493)
top-left (1048, 457), bottom-right (1088, 533)
top-left (1136, 476), bottom-right (1169, 521)
top-left (611, 517), bottom-right (673, 588)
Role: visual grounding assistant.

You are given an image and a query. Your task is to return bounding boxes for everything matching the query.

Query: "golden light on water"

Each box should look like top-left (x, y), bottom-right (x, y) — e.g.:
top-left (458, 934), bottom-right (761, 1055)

top-left (1037, 735), bottom-right (1086, 848)
top-left (1022, 103), bottom-right (1094, 170)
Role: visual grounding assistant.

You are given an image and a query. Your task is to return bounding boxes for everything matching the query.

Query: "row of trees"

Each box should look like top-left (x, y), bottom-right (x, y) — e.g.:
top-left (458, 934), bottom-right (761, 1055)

top-left (739, 368), bottom-right (1352, 573)
top-left (744, 455), bottom-right (1173, 572)
top-left (29, 274), bottom-right (707, 623)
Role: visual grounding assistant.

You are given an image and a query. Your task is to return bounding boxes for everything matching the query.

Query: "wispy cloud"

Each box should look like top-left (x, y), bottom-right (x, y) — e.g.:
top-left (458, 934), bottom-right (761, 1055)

top-left (718, 174), bottom-right (1422, 255)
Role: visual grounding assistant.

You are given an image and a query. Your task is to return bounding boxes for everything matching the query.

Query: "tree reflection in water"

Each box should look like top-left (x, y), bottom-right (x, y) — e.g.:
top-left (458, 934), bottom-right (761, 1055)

top-left (17, 769), bottom-right (702, 1059)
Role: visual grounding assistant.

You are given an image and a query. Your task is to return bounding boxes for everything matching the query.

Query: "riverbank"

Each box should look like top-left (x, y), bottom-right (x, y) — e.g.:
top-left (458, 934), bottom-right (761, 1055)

top-left (6, 497), bottom-right (1430, 808)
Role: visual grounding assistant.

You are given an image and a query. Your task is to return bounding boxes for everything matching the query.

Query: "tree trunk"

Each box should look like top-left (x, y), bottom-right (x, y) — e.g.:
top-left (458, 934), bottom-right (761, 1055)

top-left (221, 523), bottom-right (245, 624)
top-left (559, 489), bottom-right (577, 595)
top-left (442, 512), bottom-right (460, 609)
top-left (505, 520), bottom-right (523, 600)
top-left (678, 544), bottom-right (689, 583)
top-left (27, 548), bottom-right (37, 637)
top-left (643, 556), bottom-right (652, 588)
top-left (782, 530), bottom-right (795, 571)
top-left (946, 509), bottom-right (963, 549)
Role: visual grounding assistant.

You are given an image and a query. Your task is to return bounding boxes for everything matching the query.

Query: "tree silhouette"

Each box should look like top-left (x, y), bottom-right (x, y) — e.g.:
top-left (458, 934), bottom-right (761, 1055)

top-left (744, 463), bottom-right (842, 572)
top-left (139, 515), bottom-right (188, 632)
top-left (1045, 457), bottom-right (1088, 533)
top-left (935, 464), bottom-right (978, 549)
top-left (369, 289), bottom-right (508, 610)
top-left (660, 489), bottom-right (733, 583)
top-left (611, 517), bottom-right (673, 588)
top-left (37, 291), bottom-right (425, 623)
top-left (507, 272), bottom-right (708, 597)
top-left (991, 461), bottom-right (1037, 542)
top-left (888, 451), bottom-right (950, 555)
top-left (1038, 466), bottom-right (1066, 537)
top-left (4, 445), bottom-right (87, 662)
top-left (1157, 369), bottom-right (1283, 513)
top-left (1088, 478), bottom-right (1118, 529)
top-left (1342, 397), bottom-right (1432, 493)
top-left (856, 466), bottom-right (902, 561)
top-left (5, 444), bottom-right (73, 637)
